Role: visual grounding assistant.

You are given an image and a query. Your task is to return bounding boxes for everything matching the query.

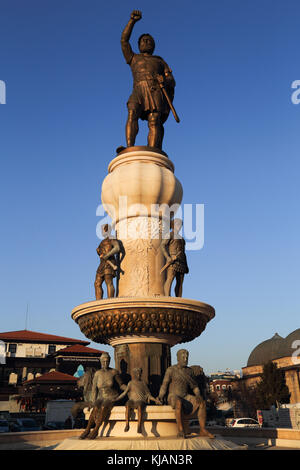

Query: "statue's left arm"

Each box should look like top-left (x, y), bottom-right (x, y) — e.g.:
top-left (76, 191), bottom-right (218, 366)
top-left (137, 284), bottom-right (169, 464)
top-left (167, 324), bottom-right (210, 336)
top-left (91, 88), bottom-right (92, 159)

top-left (161, 238), bottom-right (171, 263)
top-left (188, 369), bottom-right (201, 397)
top-left (163, 60), bottom-right (175, 90)
top-left (114, 369), bottom-right (127, 392)
top-left (115, 382), bottom-right (130, 402)
top-left (157, 59), bottom-right (175, 101)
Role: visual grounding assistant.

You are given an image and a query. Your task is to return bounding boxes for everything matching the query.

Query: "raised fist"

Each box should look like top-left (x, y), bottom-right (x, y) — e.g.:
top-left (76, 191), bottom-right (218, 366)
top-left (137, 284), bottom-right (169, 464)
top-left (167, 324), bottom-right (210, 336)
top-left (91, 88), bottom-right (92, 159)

top-left (131, 10), bottom-right (142, 22)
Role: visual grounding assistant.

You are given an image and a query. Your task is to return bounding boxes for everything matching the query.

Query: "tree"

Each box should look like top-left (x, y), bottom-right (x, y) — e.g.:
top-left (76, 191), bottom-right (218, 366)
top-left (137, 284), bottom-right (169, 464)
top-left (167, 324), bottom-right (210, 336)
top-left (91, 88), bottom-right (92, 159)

top-left (254, 361), bottom-right (290, 409)
top-left (226, 380), bottom-right (258, 419)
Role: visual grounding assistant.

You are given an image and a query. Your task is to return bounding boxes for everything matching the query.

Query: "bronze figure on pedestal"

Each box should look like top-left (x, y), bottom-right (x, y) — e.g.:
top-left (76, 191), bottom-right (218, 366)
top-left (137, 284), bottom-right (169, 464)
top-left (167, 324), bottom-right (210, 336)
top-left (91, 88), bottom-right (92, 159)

top-left (80, 352), bottom-right (125, 440)
top-left (121, 10), bottom-right (178, 150)
top-left (116, 367), bottom-right (161, 434)
top-left (161, 219), bottom-right (189, 297)
top-left (94, 224), bottom-right (122, 299)
top-left (158, 349), bottom-right (214, 439)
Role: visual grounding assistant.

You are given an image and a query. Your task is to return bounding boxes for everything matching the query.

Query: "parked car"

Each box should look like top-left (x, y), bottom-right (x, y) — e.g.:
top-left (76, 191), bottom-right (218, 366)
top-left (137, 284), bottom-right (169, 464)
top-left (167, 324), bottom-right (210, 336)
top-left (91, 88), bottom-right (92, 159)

top-left (0, 420), bottom-right (9, 433)
top-left (9, 418), bottom-right (41, 432)
top-left (228, 418), bottom-right (260, 428)
top-left (42, 421), bottom-right (66, 430)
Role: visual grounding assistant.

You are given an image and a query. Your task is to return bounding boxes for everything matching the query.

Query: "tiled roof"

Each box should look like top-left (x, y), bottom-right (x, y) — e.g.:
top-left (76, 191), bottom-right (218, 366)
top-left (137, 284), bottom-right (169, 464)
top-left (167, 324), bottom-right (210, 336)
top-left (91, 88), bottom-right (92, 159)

top-left (0, 330), bottom-right (89, 345)
top-left (24, 371), bottom-right (77, 384)
top-left (54, 344), bottom-right (104, 355)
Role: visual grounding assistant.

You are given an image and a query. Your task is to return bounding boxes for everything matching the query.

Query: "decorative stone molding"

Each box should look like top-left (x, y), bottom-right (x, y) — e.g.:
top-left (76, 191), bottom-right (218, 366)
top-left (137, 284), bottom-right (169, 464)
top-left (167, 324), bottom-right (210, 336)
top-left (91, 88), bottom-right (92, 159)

top-left (72, 297), bottom-right (215, 346)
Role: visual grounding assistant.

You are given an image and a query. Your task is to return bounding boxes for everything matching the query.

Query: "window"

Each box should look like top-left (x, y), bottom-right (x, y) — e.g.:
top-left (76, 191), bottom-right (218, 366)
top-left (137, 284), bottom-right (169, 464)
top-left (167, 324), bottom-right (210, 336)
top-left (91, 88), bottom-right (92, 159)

top-left (8, 344), bottom-right (17, 355)
top-left (48, 345), bottom-right (56, 355)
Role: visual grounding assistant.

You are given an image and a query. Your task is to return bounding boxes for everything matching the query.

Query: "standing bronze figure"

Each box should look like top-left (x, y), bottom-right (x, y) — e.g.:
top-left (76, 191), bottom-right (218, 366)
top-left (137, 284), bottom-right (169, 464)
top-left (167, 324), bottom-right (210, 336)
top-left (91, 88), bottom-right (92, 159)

top-left (94, 224), bottom-right (121, 300)
top-left (158, 349), bottom-right (214, 439)
top-left (121, 10), bottom-right (178, 150)
top-left (161, 219), bottom-right (189, 297)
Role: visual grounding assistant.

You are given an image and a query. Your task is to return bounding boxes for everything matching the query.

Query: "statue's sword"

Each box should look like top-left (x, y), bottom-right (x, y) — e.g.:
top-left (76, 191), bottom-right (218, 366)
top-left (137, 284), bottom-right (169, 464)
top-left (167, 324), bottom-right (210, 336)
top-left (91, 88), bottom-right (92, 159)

top-left (157, 79), bottom-right (180, 123)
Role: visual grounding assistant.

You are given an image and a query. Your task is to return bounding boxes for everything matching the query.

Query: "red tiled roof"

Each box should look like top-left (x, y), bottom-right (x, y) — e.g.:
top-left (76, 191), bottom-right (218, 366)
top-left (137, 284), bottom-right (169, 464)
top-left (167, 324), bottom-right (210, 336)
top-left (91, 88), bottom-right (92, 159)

top-left (24, 371), bottom-right (77, 384)
top-left (54, 344), bottom-right (104, 355)
top-left (0, 330), bottom-right (89, 345)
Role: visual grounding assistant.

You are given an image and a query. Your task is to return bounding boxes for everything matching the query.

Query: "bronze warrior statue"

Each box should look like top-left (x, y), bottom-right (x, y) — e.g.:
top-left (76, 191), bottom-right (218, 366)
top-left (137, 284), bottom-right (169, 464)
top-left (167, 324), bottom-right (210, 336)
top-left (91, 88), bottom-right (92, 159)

top-left (94, 224), bottom-right (121, 300)
top-left (80, 352), bottom-right (126, 440)
top-left (160, 219), bottom-right (189, 297)
top-left (121, 10), bottom-right (177, 150)
top-left (158, 349), bottom-right (214, 439)
top-left (116, 367), bottom-right (161, 434)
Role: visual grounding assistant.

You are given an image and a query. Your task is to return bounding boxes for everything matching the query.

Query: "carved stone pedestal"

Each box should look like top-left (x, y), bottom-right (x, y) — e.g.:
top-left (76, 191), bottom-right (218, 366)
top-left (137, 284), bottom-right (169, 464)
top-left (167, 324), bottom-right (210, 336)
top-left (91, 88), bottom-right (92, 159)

top-left (55, 406), bottom-right (247, 450)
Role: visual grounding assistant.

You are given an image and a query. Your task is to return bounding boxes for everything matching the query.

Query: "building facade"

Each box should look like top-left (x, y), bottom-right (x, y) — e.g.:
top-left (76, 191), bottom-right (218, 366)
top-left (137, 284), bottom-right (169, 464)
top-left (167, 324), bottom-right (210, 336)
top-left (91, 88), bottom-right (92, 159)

top-left (0, 329), bottom-right (104, 412)
top-left (242, 329), bottom-right (300, 404)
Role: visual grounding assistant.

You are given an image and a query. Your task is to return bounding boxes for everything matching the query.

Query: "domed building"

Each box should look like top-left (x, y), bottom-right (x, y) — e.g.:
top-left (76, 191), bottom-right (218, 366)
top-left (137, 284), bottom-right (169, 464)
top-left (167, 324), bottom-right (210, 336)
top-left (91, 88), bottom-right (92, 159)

top-left (242, 329), bottom-right (300, 403)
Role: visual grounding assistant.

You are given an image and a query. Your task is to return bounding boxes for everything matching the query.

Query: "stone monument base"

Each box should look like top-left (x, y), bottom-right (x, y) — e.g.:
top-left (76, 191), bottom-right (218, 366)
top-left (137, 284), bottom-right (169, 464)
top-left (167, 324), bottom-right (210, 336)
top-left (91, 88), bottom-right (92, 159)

top-left (54, 435), bottom-right (247, 451)
top-left (83, 405), bottom-right (191, 438)
top-left (54, 406), bottom-right (247, 450)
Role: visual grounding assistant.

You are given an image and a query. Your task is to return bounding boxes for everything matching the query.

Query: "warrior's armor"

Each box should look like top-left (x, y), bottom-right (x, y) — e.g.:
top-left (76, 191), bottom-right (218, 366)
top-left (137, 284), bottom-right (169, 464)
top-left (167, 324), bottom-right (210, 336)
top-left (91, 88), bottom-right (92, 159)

top-left (96, 237), bottom-right (117, 278)
top-left (167, 236), bottom-right (189, 274)
top-left (126, 53), bottom-right (175, 122)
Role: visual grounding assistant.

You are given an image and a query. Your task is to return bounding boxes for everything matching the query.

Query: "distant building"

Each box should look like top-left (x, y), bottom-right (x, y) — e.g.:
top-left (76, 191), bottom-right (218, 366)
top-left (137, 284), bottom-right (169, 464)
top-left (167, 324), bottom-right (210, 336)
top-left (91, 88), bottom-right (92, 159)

top-left (208, 371), bottom-right (240, 413)
top-left (0, 329), bottom-right (104, 412)
top-left (209, 370), bottom-right (240, 394)
top-left (242, 329), bottom-right (300, 404)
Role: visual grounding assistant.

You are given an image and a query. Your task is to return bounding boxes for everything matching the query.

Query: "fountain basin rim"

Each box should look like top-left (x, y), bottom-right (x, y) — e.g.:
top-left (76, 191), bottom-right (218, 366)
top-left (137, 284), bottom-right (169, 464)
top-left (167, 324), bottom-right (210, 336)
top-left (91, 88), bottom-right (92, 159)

top-left (71, 296), bottom-right (215, 322)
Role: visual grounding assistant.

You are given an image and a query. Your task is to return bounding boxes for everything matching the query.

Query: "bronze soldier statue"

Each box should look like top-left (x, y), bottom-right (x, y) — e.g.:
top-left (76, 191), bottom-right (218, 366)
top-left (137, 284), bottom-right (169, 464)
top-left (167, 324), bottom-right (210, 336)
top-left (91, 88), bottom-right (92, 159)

top-left (158, 349), bottom-right (214, 439)
top-left (160, 219), bottom-right (189, 297)
top-left (80, 352), bottom-right (126, 440)
top-left (116, 367), bottom-right (161, 434)
top-left (121, 10), bottom-right (177, 150)
top-left (94, 224), bottom-right (121, 299)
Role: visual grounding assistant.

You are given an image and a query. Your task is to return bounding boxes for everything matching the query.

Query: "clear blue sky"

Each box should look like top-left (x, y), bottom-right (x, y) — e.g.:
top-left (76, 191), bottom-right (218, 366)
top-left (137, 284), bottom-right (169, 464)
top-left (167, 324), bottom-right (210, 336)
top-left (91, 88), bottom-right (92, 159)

top-left (0, 0), bottom-right (299, 375)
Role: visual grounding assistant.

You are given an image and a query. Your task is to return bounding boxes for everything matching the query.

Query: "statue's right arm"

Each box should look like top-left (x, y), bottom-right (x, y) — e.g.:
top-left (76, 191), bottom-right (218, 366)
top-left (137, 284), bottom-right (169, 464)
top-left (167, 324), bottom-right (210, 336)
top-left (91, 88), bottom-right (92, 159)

top-left (103, 240), bottom-right (120, 260)
top-left (121, 11), bottom-right (141, 64)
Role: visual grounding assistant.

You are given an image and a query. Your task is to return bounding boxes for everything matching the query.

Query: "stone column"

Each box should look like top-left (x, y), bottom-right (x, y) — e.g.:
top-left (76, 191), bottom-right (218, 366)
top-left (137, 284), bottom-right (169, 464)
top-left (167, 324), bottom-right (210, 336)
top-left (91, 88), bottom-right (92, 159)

top-left (114, 341), bottom-right (171, 396)
top-left (101, 147), bottom-right (182, 382)
top-left (101, 147), bottom-right (183, 298)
